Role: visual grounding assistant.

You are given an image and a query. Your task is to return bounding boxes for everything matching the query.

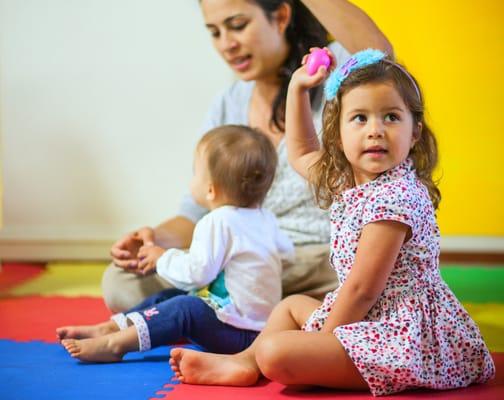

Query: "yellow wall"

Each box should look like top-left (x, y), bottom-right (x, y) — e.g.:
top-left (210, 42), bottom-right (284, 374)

top-left (355, 0), bottom-right (504, 235)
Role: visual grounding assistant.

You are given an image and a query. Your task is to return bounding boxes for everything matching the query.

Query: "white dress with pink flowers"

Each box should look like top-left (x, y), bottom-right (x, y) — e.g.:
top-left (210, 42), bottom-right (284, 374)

top-left (303, 159), bottom-right (495, 396)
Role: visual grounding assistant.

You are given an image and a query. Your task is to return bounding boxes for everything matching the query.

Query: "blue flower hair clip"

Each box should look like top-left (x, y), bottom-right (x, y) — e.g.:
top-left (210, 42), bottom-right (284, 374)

top-left (324, 48), bottom-right (386, 100)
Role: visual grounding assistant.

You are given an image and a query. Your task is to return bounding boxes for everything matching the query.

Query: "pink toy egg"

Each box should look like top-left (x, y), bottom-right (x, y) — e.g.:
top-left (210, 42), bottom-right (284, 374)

top-left (306, 49), bottom-right (331, 75)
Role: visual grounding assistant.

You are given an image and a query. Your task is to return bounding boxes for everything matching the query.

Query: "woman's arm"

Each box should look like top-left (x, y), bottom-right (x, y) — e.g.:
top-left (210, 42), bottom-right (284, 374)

top-left (109, 216), bottom-right (195, 273)
top-left (153, 216), bottom-right (195, 249)
top-left (302, 0), bottom-right (393, 55)
top-left (320, 220), bottom-right (409, 332)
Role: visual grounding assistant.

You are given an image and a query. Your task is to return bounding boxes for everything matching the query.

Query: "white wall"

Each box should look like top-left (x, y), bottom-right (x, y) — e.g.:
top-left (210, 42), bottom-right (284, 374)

top-left (0, 0), bottom-right (231, 260)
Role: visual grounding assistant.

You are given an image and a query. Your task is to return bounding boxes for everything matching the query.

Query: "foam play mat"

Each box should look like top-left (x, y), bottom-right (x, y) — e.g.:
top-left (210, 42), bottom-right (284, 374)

top-left (0, 262), bottom-right (503, 399)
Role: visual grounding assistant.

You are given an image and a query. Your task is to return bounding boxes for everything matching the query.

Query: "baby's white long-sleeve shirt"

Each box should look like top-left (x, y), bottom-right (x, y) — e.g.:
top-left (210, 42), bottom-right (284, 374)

top-left (156, 206), bottom-right (294, 331)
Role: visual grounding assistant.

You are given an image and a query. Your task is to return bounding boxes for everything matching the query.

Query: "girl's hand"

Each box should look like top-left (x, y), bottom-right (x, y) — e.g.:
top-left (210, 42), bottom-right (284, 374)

top-left (289, 47), bottom-right (334, 92)
top-left (137, 244), bottom-right (165, 276)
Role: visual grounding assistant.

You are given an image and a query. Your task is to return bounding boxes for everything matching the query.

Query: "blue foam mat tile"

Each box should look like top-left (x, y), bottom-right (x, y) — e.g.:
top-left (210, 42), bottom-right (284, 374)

top-left (0, 339), bottom-right (198, 400)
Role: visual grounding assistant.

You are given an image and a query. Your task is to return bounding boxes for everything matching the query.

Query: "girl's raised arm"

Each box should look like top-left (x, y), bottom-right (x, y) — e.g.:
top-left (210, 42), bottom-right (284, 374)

top-left (302, 0), bottom-right (392, 55)
top-left (285, 56), bottom-right (330, 180)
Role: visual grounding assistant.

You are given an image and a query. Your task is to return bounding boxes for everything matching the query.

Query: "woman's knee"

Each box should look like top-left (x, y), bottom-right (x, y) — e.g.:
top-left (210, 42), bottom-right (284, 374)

top-left (101, 263), bottom-right (175, 313)
top-left (101, 264), bottom-right (129, 312)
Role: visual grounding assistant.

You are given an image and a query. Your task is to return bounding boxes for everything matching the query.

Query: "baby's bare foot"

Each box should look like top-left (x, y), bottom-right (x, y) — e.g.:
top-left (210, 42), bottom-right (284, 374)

top-left (56, 321), bottom-right (119, 340)
top-left (169, 348), bottom-right (259, 386)
top-left (61, 336), bottom-right (124, 363)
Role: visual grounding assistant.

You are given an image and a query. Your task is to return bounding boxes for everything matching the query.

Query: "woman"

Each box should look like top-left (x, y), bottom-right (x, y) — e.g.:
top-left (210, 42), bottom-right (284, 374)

top-left (102, 0), bottom-right (392, 312)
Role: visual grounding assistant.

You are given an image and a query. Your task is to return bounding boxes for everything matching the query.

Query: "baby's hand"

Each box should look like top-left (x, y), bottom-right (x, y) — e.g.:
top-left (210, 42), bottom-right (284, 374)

top-left (137, 244), bottom-right (165, 276)
top-left (290, 47), bottom-right (334, 91)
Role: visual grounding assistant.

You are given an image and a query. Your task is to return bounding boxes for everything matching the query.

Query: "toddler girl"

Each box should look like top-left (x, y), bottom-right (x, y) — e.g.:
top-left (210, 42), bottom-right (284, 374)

top-left (57, 124), bottom-right (294, 362)
top-left (168, 49), bottom-right (495, 396)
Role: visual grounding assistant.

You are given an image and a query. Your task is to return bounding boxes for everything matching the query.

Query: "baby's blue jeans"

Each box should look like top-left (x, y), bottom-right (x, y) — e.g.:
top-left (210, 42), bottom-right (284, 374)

top-left (120, 288), bottom-right (258, 354)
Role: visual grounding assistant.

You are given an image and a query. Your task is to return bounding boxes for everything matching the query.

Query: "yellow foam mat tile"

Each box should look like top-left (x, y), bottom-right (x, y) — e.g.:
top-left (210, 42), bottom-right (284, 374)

top-left (6, 263), bottom-right (504, 352)
top-left (8, 262), bottom-right (107, 297)
top-left (463, 302), bottom-right (504, 352)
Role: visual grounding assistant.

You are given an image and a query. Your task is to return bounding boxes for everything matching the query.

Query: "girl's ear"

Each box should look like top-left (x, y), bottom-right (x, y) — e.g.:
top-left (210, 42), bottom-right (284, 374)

top-left (411, 122), bottom-right (422, 148)
top-left (274, 2), bottom-right (292, 35)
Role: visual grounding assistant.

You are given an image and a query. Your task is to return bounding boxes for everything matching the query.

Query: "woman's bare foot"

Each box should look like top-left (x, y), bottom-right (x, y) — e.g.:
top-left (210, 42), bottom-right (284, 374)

top-left (56, 320), bottom-right (119, 340)
top-left (169, 348), bottom-right (260, 386)
top-left (61, 335), bottom-right (125, 363)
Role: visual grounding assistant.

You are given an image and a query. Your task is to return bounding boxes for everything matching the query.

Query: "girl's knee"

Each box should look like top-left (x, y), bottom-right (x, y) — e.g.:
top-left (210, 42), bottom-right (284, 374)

top-left (276, 294), bottom-right (306, 312)
top-left (255, 335), bottom-right (293, 383)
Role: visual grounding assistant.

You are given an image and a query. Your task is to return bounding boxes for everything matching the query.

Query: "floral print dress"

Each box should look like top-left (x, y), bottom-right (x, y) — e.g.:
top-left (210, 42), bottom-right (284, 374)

top-left (303, 159), bottom-right (495, 396)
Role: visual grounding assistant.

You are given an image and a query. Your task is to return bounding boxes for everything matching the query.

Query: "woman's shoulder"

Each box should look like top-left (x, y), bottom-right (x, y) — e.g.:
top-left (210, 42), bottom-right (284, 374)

top-left (327, 41), bottom-right (352, 67)
top-left (204, 80), bottom-right (254, 127)
top-left (213, 80), bottom-right (254, 104)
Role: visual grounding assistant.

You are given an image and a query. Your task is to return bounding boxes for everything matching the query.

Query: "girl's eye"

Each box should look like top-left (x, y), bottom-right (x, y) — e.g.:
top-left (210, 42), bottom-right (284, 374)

top-left (385, 113), bottom-right (400, 122)
top-left (352, 114), bottom-right (366, 123)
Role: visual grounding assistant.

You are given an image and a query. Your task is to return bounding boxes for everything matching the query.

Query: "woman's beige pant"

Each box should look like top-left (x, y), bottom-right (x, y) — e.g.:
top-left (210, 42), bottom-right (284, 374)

top-left (101, 243), bottom-right (338, 313)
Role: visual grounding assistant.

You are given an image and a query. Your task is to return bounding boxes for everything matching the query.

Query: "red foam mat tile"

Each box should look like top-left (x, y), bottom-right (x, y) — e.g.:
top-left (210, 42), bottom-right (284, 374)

top-left (0, 295), bottom-right (110, 342)
top-left (0, 263), bottom-right (45, 293)
top-left (166, 353), bottom-right (504, 400)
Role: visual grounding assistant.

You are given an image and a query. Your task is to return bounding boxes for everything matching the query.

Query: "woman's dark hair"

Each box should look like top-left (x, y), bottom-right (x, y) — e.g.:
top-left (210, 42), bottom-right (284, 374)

top-left (255, 0), bottom-right (329, 132)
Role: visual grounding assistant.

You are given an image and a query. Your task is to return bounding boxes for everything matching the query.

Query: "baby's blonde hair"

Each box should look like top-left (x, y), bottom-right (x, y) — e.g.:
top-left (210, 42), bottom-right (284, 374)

top-left (199, 125), bottom-right (277, 207)
top-left (310, 58), bottom-right (441, 209)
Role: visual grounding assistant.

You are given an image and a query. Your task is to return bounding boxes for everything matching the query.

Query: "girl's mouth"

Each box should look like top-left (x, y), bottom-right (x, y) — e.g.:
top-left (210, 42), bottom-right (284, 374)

top-left (364, 147), bottom-right (387, 154)
top-left (363, 147), bottom-right (388, 157)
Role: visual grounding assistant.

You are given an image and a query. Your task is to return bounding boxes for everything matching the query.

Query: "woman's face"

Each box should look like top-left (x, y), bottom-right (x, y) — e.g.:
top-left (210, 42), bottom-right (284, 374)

top-left (200, 0), bottom-right (290, 82)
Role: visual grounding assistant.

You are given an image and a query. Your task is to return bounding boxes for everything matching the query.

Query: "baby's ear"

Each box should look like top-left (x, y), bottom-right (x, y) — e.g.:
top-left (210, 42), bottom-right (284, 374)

top-left (206, 183), bottom-right (216, 201)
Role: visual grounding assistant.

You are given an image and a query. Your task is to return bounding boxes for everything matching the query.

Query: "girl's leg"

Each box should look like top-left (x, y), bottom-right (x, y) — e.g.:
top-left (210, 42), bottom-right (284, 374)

top-left (255, 330), bottom-right (367, 390)
top-left (170, 294), bottom-right (322, 386)
top-left (61, 326), bottom-right (139, 362)
top-left (56, 288), bottom-right (186, 340)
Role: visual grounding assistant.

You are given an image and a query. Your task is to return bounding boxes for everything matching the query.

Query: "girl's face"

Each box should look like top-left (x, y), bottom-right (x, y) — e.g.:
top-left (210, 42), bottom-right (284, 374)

top-left (339, 81), bottom-right (419, 186)
top-left (200, 0), bottom-right (290, 82)
top-left (190, 145), bottom-right (214, 209)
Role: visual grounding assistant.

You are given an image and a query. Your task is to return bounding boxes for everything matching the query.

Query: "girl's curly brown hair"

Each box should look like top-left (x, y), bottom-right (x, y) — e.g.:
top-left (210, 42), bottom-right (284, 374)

top-left (310, 58), bottom-right (441, 209)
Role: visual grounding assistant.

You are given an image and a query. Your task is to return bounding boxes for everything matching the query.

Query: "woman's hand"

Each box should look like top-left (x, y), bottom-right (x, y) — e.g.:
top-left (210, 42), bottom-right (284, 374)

top-left (137, 244), bottom-right (166, 276)
top-left (109, 226), bottom-right (156, 271)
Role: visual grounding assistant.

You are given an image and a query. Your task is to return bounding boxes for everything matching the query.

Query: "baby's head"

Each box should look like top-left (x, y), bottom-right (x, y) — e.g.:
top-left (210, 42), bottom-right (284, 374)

top-left (191, 125), bottom-right (277, 209)
top-left (312, 49), bottom-right (440, 209)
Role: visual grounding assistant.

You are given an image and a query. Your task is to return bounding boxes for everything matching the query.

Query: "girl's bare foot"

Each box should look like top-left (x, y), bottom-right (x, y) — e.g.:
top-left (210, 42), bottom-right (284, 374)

top-left (61, 336), bottom-right (125, 363)
top-left (56, 320), bottom-right (119, 340)
top-left (169, 348), bottom-right (260, 386)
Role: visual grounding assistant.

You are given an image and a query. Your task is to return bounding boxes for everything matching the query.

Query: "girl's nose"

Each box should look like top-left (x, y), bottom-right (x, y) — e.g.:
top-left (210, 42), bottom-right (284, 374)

top-left (368, 119), bottom-right (385, 138)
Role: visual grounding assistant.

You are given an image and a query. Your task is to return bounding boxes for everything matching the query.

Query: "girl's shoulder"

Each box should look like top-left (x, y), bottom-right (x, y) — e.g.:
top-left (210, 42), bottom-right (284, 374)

top-left (375, 172), bottom-right (428, 202)
top-left (368, 172), bottom-right (434, 220)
